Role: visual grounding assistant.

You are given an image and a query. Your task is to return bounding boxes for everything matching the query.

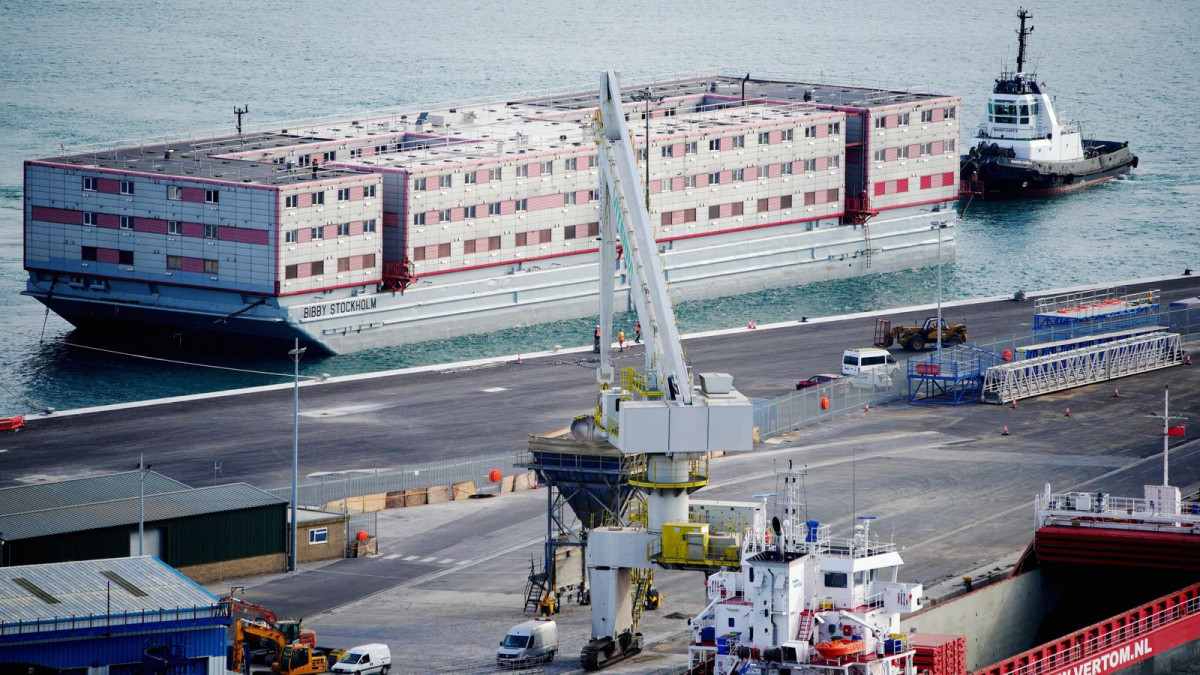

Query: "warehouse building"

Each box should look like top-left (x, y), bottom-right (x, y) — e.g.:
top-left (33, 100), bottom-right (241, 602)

top-left (0, 471), bottom-right (288, 582)
top-left (0, 556), bottom-right (227, 674)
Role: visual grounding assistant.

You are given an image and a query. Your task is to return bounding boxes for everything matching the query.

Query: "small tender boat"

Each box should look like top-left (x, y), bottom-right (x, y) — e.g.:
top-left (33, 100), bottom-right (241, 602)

top-left (814, 639), bottom-right (865, 659)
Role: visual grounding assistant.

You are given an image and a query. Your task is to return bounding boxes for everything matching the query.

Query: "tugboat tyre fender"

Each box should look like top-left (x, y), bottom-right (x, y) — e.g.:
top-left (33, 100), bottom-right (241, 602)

top-left (1132, 156), bottom-right (1139, 169)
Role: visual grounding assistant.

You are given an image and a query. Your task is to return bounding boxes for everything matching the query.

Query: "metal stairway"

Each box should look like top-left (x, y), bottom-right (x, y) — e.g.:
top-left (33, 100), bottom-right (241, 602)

top-left (862, 223), bottom-right (873, 269)
top-left (796, 613), bottom-right (814, 642)
top-left (982, 331), bottom-right (1183, 404)
top-left (524, 556), bottom-right (549, 613)
top-left (630, 568), bottom-right (654, 629)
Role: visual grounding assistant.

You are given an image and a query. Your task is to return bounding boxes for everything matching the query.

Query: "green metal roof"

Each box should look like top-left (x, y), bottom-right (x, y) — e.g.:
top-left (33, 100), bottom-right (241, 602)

top-left (0, 483), bottom-right (286, 541)
top-left (0, 470), bottom-right (188, 516)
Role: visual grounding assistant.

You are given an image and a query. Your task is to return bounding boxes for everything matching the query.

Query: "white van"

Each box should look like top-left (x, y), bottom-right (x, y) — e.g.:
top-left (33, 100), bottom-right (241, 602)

top-left (497, 618), bottom-right (559, 667)
top-left (841, 348), bottom-right (899, 386)
top-left (330, 644), bottom-right (391, 675)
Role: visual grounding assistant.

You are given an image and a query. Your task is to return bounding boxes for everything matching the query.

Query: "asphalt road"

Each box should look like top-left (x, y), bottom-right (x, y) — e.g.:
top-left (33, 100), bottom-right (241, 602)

top-left (2, 275), bottom-right (1198, 489)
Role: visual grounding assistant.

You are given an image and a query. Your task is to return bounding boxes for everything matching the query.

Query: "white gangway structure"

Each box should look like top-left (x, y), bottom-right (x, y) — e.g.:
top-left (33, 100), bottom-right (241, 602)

top-left (981, 331), bottom-right (1184, 404)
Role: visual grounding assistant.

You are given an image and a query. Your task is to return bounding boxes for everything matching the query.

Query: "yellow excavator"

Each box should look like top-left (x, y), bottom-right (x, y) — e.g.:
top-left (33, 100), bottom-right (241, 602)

top-left (231, 618), bottom-right (343, 675)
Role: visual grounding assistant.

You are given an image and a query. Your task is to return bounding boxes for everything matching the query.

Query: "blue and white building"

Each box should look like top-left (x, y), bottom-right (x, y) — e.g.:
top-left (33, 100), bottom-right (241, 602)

top-left (0, 556), bottom-right (227, 675)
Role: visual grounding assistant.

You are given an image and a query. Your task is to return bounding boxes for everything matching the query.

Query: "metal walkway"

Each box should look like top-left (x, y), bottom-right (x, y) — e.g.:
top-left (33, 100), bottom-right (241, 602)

top-left (907, 344), bottom-right (1002, 405)
top-left (981, 331), bottom-right (1184, 404)
top-left (1032, 287), bottom-right (1160, 341)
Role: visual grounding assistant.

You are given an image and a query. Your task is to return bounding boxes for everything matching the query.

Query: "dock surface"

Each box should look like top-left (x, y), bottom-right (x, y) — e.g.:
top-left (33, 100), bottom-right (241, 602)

top-left (5, 276), bottom-right (1198, 488)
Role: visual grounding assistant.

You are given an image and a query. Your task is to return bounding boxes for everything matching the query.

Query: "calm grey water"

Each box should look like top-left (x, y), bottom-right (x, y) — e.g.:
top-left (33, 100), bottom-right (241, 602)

top-left (1, 1), bottom-right (1197, 412)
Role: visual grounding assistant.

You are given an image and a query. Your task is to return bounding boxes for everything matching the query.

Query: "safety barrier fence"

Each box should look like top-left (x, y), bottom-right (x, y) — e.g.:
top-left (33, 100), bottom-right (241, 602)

top-left (755, 373), bottom-right (905, 440)
top-left (0, 603), bottom-right (227, 636)
top-left (261, 451), bottom-right (527, 510)
top-left (974, 583), bottom-right (1200, 675)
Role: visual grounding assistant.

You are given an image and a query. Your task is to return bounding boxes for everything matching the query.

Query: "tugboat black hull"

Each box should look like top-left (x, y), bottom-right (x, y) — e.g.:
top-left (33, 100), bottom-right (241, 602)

top-left (960, 140), bottom-right (1137, 200)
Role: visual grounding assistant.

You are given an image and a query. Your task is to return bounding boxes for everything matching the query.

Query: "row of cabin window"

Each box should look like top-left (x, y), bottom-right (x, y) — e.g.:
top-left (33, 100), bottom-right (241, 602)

top-left (651, 123), bottom-right (841, 159)
top-left (81, 177), bottom-right (139, 196)
top-left (80, 176), bottom-right (379, 208)
top-left (81, 212), bottom-right (223, 238)
top-left (413, 222), bottom-right (602, 261)
top-left (411, 191), bottom-right (600, 226)
top-left (873, 107), bottom-right (957, 129)
top-left (413, 156), bottom-right (595, 191)
top-left (284, 254), bottom-right (377, 279)
top-left (283, 185), bottom-right (376, 208)
top-left (409, 156), bottom-right (840, 227)
top-left (663, 189), bottom-right (840, 225)
top-left (658, 158), bottom-right (840, 191)
top-left (283, 219), bottom-right (378, 243)
top-left (81, 177), bottom-right (224, 204)
top-left (80, 247), bottom-right (219, 274)
top-left (872, 139), bottom-right (957, 162)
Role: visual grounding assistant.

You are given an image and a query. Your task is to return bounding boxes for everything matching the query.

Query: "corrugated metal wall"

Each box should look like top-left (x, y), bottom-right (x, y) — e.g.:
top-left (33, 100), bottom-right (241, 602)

top-left (165, 503), bottom-right (286, 566)
top-left (6, 504), bottom-right (286, 567)
top-left (0, 622), bottom-right (225, 671)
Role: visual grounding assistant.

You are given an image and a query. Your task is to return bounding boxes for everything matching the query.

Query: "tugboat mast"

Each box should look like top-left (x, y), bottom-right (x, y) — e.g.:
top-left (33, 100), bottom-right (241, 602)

top-left (1016, 8), bottom-right (1034, 74)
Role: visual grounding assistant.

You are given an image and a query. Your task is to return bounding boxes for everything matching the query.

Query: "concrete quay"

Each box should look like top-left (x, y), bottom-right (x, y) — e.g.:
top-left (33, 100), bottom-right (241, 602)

top-left (3, 275), bottom-right (1198, 489)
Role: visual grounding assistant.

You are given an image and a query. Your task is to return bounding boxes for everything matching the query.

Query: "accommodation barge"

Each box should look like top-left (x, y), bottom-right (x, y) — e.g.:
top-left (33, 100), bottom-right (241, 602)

top-left (24, 75), bottom-right (962, 354)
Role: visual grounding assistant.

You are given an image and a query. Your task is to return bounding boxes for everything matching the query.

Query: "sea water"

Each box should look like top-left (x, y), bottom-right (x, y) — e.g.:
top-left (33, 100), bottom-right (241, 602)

top-left (0, 0), bottom-right (1197, 411)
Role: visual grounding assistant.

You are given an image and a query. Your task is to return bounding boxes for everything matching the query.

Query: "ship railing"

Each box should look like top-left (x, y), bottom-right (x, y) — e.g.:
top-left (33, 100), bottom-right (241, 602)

top-left (823, 537), bottom-right (897, 557)
top-left (1037, 492), bottom-right (1200, 524)
top-left (1033, 286), bottom-right (1134, 315)
top-left (53, 72), bottom-right (711, 160)
top-left (53, 70), bottom-right (943, 162)
top-left (975, 583), bottom-right (1200, 675)
top-left (863, 591), bottom-right (886, 611)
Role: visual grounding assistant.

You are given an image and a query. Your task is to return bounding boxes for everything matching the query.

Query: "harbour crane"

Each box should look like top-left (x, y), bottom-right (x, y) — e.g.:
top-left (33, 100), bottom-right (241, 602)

top-left (574, 71), bottom-right (755, 670)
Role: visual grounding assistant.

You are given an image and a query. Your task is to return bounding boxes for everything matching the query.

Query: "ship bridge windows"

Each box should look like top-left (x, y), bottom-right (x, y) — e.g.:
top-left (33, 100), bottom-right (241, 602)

top-left (823, 571), bottom-right (848, 589)
top-left (989, 101), bottom-right (1033, 125)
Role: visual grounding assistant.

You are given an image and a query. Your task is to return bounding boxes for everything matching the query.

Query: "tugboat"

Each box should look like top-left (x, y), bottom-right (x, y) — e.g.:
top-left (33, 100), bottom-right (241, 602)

top-left (960, 9), bottom-right (1137, 199)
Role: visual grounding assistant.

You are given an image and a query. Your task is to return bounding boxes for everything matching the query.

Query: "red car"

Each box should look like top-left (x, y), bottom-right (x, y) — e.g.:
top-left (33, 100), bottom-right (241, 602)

top-left (796, 374), bottom-right (841, 390)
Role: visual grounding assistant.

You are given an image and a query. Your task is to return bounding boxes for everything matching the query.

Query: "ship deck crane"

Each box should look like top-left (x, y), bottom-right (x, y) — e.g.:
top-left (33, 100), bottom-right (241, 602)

top-left (576, 71), bottom-right (755, 671)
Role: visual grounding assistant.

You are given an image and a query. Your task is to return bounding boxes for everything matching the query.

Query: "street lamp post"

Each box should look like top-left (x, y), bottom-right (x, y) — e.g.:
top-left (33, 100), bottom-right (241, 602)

top-left (629, 87), bottom-right (663, 211)
top-left (934, 221), bottom-right (946, 365)
top-left (288, 338), bottom-right (307, 572)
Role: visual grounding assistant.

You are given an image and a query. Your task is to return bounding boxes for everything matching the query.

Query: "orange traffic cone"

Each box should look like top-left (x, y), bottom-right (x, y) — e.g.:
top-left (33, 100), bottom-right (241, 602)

top-left (1011, 399), bottom-right (1017, 409)
top-left (1065, 407), bottom-right (1071, 418)
top-left (1112, 387), bottom-right (1120, 398)
top-left (517, 354), bottom-right (523, 364)
top-left (1002, 425), bottom-right (1010, 436)
top-left (864, 401), bottom-right (871, 412)
top-left (748, 318), bottom-right (757, 329)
